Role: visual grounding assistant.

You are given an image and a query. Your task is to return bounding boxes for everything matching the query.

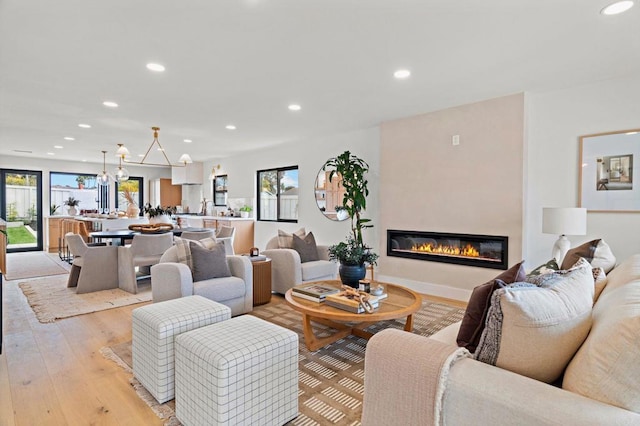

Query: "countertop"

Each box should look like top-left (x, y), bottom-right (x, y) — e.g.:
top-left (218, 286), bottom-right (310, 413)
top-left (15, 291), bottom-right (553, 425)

top-left (175, 215), bottom-right (254, 221)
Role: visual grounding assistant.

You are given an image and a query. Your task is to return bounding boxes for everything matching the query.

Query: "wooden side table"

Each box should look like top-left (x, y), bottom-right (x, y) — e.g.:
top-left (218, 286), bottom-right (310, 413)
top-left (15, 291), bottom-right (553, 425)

top-left (251, 258), bottom-right (272, 306)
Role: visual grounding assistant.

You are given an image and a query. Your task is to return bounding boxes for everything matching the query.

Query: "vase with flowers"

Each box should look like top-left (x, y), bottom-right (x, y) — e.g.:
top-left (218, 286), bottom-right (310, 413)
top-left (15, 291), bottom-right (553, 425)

top-left (143, 203), bottom-right (177, 225)
top-left (64, 196), bottom-right (80, 216)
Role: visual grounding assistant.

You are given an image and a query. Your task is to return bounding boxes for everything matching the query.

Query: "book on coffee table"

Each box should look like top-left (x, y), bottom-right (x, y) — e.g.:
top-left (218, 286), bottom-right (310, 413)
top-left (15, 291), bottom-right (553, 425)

top-left (292, 283), bottom-right (340, 302)
top-left (325, 292), bottom-right (381, 313)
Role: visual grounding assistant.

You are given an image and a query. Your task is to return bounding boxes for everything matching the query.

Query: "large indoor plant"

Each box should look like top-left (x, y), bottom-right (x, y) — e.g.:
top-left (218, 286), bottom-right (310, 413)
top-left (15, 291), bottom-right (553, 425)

top-left (323, 151), bottom-right (378, 287)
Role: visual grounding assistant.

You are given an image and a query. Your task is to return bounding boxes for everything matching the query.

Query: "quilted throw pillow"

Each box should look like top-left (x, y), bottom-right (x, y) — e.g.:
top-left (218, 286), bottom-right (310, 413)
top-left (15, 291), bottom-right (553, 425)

top-left (474, 258), bottom-right (595, 383)
top-left (174, 236), bottom-right (218, 270)
top-left (456, 260), bottom-right (526, 353)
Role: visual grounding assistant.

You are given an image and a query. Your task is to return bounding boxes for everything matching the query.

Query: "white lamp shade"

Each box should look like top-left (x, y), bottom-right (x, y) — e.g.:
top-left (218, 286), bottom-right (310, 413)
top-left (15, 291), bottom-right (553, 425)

top-left (542, 207), bottom-right (587, 236)
top-left (178, 153), bottom-right (193, 164)
top-left (116, 144), bottom-right (130, 157)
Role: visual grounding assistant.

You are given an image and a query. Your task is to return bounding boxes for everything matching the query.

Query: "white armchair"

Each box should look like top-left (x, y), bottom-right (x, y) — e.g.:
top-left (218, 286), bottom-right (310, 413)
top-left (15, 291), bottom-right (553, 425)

top-left (65, 233), bottom-right (119, 293)
top-left (262, 236), bottom-right (337, 294)
top-left (150, 245), bottom-right (253, 316)
top-left (118, 233), bottom-right (174, 294)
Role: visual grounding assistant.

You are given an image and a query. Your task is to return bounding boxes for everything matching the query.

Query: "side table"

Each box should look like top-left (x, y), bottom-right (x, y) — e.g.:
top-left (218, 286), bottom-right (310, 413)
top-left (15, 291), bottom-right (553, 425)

top-left (251, 258), bottom-right (272, 306)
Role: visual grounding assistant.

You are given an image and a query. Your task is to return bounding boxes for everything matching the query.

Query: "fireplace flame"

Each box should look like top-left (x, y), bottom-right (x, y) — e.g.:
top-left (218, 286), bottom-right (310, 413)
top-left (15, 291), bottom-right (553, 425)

top-left (411, 243), bottom-right (480, 258)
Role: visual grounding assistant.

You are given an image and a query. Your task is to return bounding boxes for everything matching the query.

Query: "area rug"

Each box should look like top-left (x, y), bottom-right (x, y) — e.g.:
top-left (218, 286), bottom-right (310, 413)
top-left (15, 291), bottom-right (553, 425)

top-left (101, 297), bottom-right (465, 426)
top-left (5, 251), bottom-right (70, 280)
top-left (19, 274), bottom-right (152, 323)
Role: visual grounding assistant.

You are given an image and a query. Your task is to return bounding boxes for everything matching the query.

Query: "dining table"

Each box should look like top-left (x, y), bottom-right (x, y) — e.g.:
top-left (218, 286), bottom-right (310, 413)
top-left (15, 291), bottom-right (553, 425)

top-left (90, 227), bottom-right (208, 245)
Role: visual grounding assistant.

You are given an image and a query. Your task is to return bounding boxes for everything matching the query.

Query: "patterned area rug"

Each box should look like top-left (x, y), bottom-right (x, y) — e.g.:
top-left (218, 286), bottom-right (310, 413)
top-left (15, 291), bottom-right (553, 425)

top-left (102, 296), bottom-right (465, 426)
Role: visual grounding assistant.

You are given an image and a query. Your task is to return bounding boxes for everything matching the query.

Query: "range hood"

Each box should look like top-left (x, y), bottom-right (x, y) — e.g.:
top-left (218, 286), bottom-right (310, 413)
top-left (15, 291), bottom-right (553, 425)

top-left (172, 161), bottom-right (204, 185)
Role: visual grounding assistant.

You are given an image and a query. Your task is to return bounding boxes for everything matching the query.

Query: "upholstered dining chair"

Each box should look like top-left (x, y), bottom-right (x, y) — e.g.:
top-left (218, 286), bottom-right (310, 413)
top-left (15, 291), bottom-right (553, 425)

top-left (216, 226), bottom-right (236, 255)
top-left (180, 229), bottom-right (215, 241)
top-left (65, 233), bottom-right (119, 293)
top-left (118, 232), bottom-right (174, 294)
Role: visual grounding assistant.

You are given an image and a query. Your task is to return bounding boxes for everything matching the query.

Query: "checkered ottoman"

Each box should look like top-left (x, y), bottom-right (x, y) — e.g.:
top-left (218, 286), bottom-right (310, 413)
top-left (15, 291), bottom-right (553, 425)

top-left (132, 295), bottom-right (231, 403)
top-left (175, 315), bottom-right (299, 426)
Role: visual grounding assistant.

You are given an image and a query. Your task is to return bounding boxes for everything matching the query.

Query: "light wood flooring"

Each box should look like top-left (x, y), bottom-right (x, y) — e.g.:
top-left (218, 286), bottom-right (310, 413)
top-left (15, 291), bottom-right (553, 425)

top-left (1, 273), bottom-right (466, 426)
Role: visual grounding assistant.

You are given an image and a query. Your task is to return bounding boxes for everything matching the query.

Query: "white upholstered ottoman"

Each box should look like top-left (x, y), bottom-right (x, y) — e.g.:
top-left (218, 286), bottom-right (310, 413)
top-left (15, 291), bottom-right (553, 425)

top-left (175, 315), bottom-right (299, 426)
top-left (132, 295), bottom-right (231, 403)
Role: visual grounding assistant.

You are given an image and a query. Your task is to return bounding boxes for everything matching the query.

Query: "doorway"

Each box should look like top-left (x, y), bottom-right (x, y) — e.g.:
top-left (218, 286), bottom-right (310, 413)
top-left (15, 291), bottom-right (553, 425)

top-left (0, 169), bottom-right (43, 252)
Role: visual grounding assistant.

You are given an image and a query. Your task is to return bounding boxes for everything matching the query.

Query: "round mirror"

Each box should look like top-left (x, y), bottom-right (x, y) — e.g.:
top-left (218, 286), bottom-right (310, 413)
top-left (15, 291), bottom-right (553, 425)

top-left (315, 166), bottom-right (349, 221)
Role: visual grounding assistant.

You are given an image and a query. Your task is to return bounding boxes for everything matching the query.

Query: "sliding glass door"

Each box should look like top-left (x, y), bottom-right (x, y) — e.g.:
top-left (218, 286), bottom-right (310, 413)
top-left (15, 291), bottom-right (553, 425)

top-left (0, 169), bottom-right (43, 252)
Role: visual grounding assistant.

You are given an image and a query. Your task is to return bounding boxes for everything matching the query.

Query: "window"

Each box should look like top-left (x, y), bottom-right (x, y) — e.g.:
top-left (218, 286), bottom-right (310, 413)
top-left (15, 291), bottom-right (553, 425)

top-left (213, 175), bottom-right (228, 206)
top-left (257, 166), bottom-right (298, 222)
top-left (50, 172), bottom-right (100, 214)
top-left (115, 177), bottom-right (144, 215)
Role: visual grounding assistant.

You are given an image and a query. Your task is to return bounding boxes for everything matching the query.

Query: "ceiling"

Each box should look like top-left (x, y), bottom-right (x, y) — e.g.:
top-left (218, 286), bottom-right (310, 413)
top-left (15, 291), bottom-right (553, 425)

top-left (1, 1), bottom-right (639, 167)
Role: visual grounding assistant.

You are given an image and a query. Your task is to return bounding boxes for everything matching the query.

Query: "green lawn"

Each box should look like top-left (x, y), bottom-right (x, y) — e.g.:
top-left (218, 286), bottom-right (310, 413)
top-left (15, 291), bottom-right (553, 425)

top-left (7, 226), bottom-right (37, 244)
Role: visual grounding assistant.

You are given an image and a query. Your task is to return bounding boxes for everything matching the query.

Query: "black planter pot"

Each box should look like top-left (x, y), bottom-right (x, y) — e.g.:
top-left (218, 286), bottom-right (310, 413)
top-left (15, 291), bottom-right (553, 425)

top-left (339, 263), bottom-right (366, 288)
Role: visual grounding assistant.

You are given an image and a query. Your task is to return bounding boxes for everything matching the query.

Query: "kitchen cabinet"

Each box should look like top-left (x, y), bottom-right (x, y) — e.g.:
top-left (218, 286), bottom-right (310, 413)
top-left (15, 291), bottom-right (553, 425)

top-left (149, 178), bottom-right (182, 207)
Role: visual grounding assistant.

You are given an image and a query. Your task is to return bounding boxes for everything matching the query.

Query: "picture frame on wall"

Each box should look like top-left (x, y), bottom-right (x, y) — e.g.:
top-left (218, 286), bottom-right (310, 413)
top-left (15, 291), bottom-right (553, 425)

top-left (579, 129), bottom-right (640, 212)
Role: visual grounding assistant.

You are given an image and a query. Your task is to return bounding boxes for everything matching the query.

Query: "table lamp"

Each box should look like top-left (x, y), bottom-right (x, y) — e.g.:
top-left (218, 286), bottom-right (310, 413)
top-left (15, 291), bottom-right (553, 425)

top-left (542, 207), bottom-right (587, 264)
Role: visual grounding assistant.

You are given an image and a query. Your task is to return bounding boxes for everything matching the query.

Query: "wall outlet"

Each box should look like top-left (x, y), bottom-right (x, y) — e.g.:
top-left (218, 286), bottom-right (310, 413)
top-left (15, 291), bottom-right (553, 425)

top-left (452, 135), bottom-right (460, 146)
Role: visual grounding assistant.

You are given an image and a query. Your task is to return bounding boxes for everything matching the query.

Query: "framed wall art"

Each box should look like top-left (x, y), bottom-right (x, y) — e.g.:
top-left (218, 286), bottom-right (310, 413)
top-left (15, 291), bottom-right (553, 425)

top-left (579, 128), bottom-right (640, 212)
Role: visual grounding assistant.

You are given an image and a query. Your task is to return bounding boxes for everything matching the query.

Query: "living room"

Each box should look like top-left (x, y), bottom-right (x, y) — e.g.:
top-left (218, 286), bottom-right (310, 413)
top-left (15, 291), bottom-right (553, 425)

top-left (2, 1), bottom-right (640, 425)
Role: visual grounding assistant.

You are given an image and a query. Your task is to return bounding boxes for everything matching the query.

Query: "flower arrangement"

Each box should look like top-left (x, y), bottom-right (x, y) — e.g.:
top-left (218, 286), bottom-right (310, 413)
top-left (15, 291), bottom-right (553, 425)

top-left (143, 203), bottom-right (176, 217)
top-left (64, 197), bottom-right (80, 207)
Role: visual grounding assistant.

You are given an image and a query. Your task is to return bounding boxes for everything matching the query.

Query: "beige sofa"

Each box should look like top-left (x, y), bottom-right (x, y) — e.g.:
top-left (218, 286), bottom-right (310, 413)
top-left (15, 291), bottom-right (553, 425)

top-left (362, 254), bottom-right (640, 425)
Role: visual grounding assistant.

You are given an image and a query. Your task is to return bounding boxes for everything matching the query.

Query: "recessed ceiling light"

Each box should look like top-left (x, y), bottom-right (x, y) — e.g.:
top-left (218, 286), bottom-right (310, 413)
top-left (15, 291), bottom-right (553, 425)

top-left (54, 145), bottom-right (63, 149)
top-left (601, 1), bottom-right (634, 15)
top-left (183, 139), bottom-right (192, 143)
top-left (288, 104), bottom-right (301, 111)
top-left (47, 152), bottom-right (55, 156)
top-left (394, 69), bottom-right (411, 79)
top-left (64, 136), bottom-right (75, 141)
top-left (225, 125), bottom-right (236, 130)
top-left (138, 154), bottom-right (145, 157)
top-left (78, 123), bottom-right (91, 128)
top-left (146, 63), bottom-right (165, 72)
top-left (103, 101), bottom-right (119, 108)
top-left (82, 159), bottom-right (87, 162)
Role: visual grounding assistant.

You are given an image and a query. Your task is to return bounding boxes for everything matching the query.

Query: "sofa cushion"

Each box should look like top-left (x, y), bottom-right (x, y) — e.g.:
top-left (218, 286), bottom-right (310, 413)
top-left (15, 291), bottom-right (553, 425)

top-left (277, 228), bottom-right (306, 249)
top-left (190, 241), bottom-right (231, 282)
top-left (301, 260), bottom-right (336, 281)
top-left (456, 261), bottom-right (526, 352)
top-left (562, 254), bottom-right (640, 412)
top-left (475, 258), bottom-right (594, 383)
top-left (174, 236), bottom-right (217, 270)
top-left (292, 231), bottom-right (320, 263)
top-left (527, 258), bottom-right (559, 276)
top-left (193, 276), bottom-right (246, 302)
top-left (561, 239), bottom-right (616, 273)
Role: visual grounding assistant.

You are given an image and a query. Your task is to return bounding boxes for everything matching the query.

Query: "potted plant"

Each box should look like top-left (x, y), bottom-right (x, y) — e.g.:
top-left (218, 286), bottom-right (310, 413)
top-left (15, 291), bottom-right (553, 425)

top-left (50, 204), bottom-right (60, 215)
top-left (143, 203), bottom-right (176, 224)
top-left (119, 181), bottom-right (140, 218)
top-left (75, 175), bottom-right (86, 189)
top-left (64, 196), bottom-right (80, 216)
top-left (239, 205), bottom-right (252, 218)
top-left (323, 151), bottom-right (378, 287)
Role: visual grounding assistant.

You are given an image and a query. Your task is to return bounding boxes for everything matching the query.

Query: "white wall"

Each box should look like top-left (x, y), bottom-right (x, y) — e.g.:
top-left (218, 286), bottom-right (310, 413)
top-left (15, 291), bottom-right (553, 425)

top-left (0, 155), bottom-right (172, 215)
top-left (202, 127), bottom-right (380, 251)
top-left (526, 74), bottom-right (640, 267)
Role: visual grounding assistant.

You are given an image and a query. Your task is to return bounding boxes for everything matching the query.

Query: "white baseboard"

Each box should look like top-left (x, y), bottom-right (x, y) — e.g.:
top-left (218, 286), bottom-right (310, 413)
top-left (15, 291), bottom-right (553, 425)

top-left (377, 274), bottom-right (471, 302)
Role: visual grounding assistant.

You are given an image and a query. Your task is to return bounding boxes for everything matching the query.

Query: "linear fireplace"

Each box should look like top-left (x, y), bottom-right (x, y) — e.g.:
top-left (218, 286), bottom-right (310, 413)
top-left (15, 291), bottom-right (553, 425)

top-left (387, 230), bottom-right (508, 270)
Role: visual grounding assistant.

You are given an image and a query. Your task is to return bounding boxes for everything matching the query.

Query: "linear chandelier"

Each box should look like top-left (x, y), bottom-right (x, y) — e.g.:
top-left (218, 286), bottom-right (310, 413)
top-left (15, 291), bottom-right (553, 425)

top-left (121, 126), bottom-right (192, 167)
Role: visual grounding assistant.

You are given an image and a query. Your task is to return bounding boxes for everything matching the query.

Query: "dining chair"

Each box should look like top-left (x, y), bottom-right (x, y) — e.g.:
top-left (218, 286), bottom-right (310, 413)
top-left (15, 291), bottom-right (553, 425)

top-left (180, 229), bottom-right (215, 241)
top-left (65, 233), bottom-right (119, 293)
top-left (118, 232), bottom-right (174, 294)
top-left (216, 226), bottom-right (236, 254)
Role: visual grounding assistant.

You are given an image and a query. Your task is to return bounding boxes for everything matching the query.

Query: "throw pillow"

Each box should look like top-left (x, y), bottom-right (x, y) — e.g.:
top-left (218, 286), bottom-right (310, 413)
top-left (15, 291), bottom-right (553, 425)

top-left (456, 260), bottom-right (526, 353)
top-left (592, 267), bottom-right (607, 302)
top-left (474, 259), bottom-right (594, 383)
top-left (563, 257), bottom-right (640, 412)
top-left (189, 241), bottom-right (231, 282)
top-left (526, 258), bottom-right (559, 276)
top-left (174, 236), bottom-right (217, 270)
top-left (561, 239), bottom-right (616, 273)
top-left (277, 228), bottom-right (306, 249)
top-left (292, 232), bottom-right (320, 263)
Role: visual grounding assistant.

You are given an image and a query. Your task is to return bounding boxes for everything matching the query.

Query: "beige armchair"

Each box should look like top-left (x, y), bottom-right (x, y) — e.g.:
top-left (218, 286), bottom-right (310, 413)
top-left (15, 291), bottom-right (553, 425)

top-left (150, 245), bottom-right (253, 316)
top-left (65, 233), bottom-right (119, 293)
top-left (118, 233), bottom-right (174, 294)
top-left (262, 235), bottom-right (337, 294)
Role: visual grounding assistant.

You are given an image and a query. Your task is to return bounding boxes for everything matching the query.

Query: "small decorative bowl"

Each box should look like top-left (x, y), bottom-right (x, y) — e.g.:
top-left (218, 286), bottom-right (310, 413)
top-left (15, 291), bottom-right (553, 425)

top-left (370, 286), bottom-right (384, 296)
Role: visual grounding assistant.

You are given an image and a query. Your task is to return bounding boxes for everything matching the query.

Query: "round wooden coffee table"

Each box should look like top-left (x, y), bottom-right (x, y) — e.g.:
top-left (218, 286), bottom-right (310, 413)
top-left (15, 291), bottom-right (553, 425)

top-left (285, 280), bottom-right (422, 351)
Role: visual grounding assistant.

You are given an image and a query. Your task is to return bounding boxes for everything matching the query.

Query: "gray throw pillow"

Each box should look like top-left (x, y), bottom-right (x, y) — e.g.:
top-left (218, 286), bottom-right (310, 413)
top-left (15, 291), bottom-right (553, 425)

top-left (292, 232), bottom-right (320, 263)
top-left (189, 241), bottom-right (231, 282)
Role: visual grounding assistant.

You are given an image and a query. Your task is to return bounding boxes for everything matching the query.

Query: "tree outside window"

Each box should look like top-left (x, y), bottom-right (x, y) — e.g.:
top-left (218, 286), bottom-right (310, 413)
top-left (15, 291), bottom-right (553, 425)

top-left (257, 166), bottom-right (298, 222)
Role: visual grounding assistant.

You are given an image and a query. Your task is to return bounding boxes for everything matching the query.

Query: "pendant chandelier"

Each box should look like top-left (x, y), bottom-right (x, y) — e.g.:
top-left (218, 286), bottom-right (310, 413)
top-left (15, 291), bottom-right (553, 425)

top-left (120, 126), bottom-right (192, 167)
top-left (114, 144), bottom-right (130, 183)
top-left (96, 150), bottom-right (112, 186)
